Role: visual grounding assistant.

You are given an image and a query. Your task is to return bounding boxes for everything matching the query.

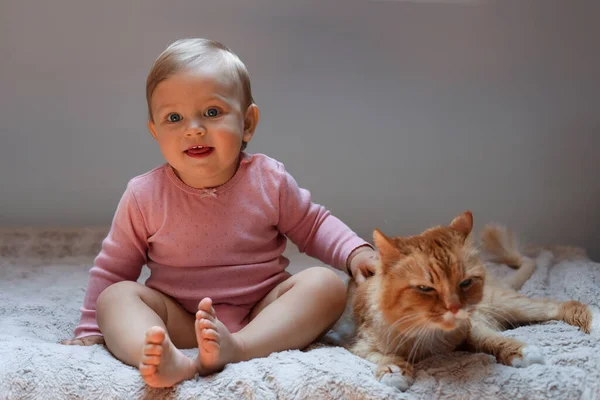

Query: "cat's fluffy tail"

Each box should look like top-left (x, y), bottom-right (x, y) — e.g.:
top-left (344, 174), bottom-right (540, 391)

top-left (480, 224), bottom-right (536, 291)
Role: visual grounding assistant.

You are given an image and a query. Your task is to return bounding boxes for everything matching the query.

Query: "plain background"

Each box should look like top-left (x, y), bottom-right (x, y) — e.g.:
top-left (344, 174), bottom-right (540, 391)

top-left (1, 0), bottom-right (598, 260)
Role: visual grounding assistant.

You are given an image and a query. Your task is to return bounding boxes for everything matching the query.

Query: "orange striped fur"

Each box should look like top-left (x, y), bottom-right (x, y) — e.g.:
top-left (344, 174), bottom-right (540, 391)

top-left (349, 211), bottom-right (594, 391)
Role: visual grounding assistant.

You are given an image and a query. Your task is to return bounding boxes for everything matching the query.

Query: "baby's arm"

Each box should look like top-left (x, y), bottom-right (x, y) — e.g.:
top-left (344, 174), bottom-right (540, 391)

top-left (63, 184), bottom-right (148, 344)
top-left (275, 163), bottom-right (374, 275)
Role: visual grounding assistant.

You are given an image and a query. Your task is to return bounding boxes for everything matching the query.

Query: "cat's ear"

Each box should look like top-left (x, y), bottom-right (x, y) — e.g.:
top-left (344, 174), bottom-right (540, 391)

top-left (450, 211), bottom-right (473, 239)
top-left (373, 228), bottom-right (402, 271)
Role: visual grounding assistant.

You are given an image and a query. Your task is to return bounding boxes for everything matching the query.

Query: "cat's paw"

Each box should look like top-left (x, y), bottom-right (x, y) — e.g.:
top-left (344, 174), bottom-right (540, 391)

top-left (377, 364), bottom-right (414, 392)
top-left (589, 308), bottom-right (600, 339)
top-left (511, 345), bottom-right (545, 368)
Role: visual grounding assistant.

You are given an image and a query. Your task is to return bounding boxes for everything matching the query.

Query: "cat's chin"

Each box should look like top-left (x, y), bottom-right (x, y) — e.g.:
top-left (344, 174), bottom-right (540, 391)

top-left (437, 323), bottom-right (460, 332)
top-left (436, 309), bottom-right (473, 332)
top-left (435, 319), bottom-right (468, 332)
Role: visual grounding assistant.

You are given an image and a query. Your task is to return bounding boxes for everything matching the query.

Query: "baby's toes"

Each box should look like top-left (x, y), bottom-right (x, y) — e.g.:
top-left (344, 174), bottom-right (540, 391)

top-left (200, 328), bottom-right (219, 342)
top-left (139, 363), bottom-right (157, 376)
top-left (195, 318), bottom-right (217, 336)
top-left (141, 355), bottom-right (161, 366)
top-left (196, 310), bottom-right (216, 324)
top-left (145, 326), bottom-right (166, 345)
top-left (143, 344), bottom-right (163, 357)
top-left (198, 298), bottom-right (216, 315)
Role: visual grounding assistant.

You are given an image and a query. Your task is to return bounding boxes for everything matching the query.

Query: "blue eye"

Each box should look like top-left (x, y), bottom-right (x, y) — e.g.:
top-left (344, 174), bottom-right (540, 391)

top-left (167, 113), bottom-right (182, 123)
top-left (204, 108), bottom-right (220, 118)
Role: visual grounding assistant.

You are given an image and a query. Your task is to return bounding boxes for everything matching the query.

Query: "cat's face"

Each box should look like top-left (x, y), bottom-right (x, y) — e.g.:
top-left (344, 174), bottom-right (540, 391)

top-left (373, 211), bottom-right (485, 333)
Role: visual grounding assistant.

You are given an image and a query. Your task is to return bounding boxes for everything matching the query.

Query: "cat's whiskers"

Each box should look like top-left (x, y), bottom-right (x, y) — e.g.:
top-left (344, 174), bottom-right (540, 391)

top-left (407, 324), bottom-right (433, 364)
top-left (424, 328), bottom-right (440, 360)
top-left (388, 320), bottom-right (426, 355)
top-left (476, 304), bottom-right (517, 329)
top-left (386, 321), bottom-right (420, 353)
top-left (471, 308), bottom-right (499, 328)
top-left (433, 326), bottom-right (454, 349)
top-left (407, 327), bottom-right (427, 364)
top-left (384, 319), bottom-right (406, 349)
top-left (394, 323), bottom-right (422, 361)
top-left (400, 322), bottom-right (432, 359)
top-left (406, 330), bottom-right (422, 364)
top-left (383, 313), bottom-right (424, 348)
top-left (383, 312), bottom-right (422, 334)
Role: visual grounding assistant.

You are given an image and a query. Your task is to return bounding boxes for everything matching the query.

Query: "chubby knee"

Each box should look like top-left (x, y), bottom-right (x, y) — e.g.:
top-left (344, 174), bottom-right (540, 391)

top-left (97, 281), bottom-right (144, 314)
top-left (301, 267), bottom-right (347, 310)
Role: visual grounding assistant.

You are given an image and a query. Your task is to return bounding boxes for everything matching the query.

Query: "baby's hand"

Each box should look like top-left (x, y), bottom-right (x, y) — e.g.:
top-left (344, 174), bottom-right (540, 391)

top-left (61, 335), bottom-right (105, 346)
top-left (348, 246), bottom-right (379, 284)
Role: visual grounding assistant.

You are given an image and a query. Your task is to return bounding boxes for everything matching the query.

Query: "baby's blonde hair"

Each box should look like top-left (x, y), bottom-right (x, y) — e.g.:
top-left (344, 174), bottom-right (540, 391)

top-left (146, 38), bottom-right (254, 122)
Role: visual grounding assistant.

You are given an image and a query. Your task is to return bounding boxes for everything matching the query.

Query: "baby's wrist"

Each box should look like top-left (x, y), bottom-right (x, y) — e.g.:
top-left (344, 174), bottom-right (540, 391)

top-left (346, 244), bottom-right (375, 275)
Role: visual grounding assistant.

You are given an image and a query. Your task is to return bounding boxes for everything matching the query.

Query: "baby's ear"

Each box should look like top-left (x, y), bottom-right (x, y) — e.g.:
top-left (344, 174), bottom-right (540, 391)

top-left (373, 229), bottom-right (402, 273)
top-left (450, 211), bottom-right (473, 240)
top-left (242, 104), bottom-right (260, 143)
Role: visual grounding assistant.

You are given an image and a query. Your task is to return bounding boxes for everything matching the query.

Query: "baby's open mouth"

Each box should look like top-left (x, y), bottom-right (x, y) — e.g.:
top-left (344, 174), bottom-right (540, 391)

top-left (185, 145), bottom-right (214, 158)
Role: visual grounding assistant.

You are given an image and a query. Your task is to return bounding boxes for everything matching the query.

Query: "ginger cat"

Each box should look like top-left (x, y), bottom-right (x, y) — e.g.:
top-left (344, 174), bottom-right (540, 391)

top-left (349, 211), bottom-right (599, 391)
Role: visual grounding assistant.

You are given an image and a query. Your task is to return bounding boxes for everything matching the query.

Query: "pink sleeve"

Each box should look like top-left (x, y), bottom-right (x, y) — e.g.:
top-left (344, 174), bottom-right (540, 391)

top-left (74, 184), bottom-right (148, 338)
top-left (275, 164), bottom-right (371, 273)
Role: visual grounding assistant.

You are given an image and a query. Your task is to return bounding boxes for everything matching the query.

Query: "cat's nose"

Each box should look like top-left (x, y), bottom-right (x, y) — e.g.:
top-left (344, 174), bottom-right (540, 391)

top-left (448, 304), bottom-right (460, 314)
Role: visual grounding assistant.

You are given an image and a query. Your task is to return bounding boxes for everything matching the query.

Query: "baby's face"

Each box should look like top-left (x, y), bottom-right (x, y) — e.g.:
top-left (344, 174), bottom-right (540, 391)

top-left (148, 65), bottom-right (256, 189)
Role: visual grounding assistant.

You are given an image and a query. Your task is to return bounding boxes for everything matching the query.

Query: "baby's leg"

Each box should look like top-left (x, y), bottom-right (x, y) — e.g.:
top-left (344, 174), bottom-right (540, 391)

top-left (194, 267), bottom-right (346, 375)
top-left (96, 281), bottom-right (197, 388)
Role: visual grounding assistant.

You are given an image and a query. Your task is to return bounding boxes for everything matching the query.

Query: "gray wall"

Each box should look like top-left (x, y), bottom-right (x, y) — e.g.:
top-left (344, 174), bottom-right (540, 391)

top-left (1, 0), bottom-right (599, 259)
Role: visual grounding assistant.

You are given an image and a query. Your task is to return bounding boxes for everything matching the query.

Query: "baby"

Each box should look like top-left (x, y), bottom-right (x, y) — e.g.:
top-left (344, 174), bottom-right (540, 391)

top-left (62, 38), bottom-right (378, 388)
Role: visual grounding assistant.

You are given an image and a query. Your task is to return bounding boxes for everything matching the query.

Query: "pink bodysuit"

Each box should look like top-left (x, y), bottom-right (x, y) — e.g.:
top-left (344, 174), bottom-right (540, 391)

top-left (74, 153), bottom-right (370, 338)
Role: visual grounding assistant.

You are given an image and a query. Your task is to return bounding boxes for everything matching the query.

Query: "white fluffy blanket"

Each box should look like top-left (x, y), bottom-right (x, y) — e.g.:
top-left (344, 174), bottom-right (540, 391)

top-left (0, 228), bottom-right (599, 400)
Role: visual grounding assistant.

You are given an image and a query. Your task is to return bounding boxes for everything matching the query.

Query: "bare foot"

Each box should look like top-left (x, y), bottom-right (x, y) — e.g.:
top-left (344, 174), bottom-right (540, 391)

top-left (195, 298), bottom-right (246, 375)
top-left (139, 326), bottom-right (197, 388)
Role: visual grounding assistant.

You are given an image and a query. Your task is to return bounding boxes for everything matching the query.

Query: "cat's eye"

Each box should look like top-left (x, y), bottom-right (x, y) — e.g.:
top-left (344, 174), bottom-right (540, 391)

top-left (167, 113), bottom-right (183, 123)
top-left (459, 278), bottom-right (473, 289)
top-left (417, 285), bottom-right (435, 293)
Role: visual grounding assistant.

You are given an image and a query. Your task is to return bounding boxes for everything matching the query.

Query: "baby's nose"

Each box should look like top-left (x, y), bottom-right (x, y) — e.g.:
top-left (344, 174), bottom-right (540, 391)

top-left (186, 120), bottom-right (206, 136)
